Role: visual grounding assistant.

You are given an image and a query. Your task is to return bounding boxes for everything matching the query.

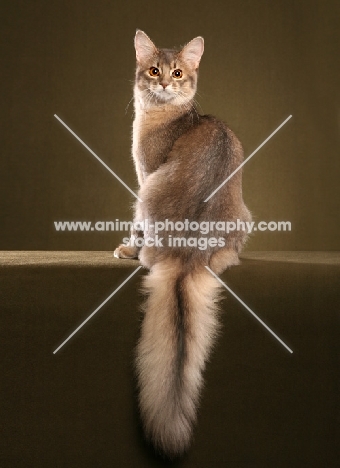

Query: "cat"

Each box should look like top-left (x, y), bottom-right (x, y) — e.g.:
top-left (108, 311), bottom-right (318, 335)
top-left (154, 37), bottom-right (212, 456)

top-left (114, 30), bottom-right (251, 458)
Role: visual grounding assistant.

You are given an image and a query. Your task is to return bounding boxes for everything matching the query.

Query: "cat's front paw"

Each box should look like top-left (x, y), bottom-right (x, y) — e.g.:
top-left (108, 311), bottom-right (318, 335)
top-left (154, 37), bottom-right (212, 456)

top-left (113, 244), bottom-right (139, 259)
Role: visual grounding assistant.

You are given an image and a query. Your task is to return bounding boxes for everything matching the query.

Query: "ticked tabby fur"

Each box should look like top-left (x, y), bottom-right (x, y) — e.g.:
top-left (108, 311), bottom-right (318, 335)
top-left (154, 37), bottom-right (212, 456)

top-left (114, 30), bottom-right (251, 458)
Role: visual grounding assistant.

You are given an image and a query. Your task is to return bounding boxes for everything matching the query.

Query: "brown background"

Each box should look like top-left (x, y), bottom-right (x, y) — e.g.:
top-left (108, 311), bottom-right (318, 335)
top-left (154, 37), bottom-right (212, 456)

top-left (1, 2), bottom-right (339, 466)
top-left (1, 0), bottom-right (339, 251)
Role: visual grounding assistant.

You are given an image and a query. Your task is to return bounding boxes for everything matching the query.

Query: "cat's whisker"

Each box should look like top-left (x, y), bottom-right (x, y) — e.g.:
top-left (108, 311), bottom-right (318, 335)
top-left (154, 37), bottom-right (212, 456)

top-left (142, 90), bottom-right (155, 114)
top-left (147, 91), bottom-right (157, 110)
top-left (125, 96), bottom-right (134, 114)
top-left (175, 91), bottom-right (200, 123)
top-left (193, 97), bottom-right (203, 114)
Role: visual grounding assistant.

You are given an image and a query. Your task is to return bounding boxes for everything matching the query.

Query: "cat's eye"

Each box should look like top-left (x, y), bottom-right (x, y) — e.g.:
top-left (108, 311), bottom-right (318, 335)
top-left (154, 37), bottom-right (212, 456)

top-left (149, 67), bottom-right (160, 77)
top-left (172, 69), bottom-right (183, 79)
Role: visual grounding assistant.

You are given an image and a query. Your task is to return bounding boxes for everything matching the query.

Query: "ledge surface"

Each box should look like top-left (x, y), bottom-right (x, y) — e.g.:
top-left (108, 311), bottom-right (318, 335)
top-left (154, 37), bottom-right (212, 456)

top-left (0, 250), bottom-right (339, 266)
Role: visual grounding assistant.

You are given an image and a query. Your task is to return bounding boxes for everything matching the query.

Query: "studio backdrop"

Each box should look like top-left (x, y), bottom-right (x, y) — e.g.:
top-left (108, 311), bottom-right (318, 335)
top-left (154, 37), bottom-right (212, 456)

top-left (1, 0), bottom-right (339, 251)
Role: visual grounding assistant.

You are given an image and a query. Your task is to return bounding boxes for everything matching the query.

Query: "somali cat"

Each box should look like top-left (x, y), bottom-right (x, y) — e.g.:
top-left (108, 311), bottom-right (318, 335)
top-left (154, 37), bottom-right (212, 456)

top-left (114, 30), bottom-right (251, 458)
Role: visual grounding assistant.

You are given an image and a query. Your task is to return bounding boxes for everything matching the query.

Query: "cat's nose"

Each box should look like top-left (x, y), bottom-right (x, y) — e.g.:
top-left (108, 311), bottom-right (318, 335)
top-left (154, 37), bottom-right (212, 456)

top-left (160, 82), bottom-right (169, 89)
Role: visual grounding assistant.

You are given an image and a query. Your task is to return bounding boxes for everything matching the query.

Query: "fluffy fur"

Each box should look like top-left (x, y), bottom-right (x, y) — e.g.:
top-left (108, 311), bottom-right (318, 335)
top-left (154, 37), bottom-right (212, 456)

top-left (114, 30), bottom-right (251, 458)
top-left (136, 258), bottom-right (221, 457)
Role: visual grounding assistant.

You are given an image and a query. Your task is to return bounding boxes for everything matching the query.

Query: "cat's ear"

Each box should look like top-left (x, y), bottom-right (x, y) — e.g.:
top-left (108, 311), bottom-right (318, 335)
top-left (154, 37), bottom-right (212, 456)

top-left (179, 37), bottom-right (204, 69)
top-left (134, 30), bottom-right (158, 63)
top-left (179, 36), bottom-right (204, 70)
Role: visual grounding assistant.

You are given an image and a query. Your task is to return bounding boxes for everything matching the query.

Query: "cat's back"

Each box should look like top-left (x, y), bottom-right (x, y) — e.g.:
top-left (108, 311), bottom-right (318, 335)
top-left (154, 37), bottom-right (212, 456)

top-left (169, 113), bottom-right (244, 171)
top-left (143, 112), bottom-right (245, 208)
top-left (140, 111), bottom-right (247, 224)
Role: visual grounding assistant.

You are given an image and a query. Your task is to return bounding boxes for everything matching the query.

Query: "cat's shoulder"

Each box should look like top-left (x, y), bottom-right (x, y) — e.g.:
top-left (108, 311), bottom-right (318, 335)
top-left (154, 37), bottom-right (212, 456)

top-left (199, 113), bottom-right (231, 130)
top-left (198, 114), bottom-right (238, 141)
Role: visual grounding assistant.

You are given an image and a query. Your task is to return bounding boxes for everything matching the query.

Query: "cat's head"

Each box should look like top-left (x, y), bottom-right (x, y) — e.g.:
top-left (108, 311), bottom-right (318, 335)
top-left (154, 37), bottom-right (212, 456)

top-left (134, 30), bottom-right (204, 107)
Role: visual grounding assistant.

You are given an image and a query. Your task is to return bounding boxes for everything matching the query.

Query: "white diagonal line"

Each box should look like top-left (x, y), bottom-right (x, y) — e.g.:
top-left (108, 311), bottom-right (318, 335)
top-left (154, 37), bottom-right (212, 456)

top-left (54, 114), bottom-right (143, 202)
top-left (204, 115), bottom-right (292, 202)
top-left (53, 266), bottom-right (142, 354)
top-left (205, 266), bottom-right (293, 353)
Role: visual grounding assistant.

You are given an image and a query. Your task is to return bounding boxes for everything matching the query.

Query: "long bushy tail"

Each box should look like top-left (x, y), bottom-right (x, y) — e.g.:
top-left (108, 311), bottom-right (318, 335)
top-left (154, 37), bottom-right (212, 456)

top-left (135, 257), bottom-right (221, 458)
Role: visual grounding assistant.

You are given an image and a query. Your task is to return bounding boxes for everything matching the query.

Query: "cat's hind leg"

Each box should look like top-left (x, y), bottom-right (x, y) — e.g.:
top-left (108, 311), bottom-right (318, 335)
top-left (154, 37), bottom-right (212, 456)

top-left (209, 247), bottom-right (240, 275)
